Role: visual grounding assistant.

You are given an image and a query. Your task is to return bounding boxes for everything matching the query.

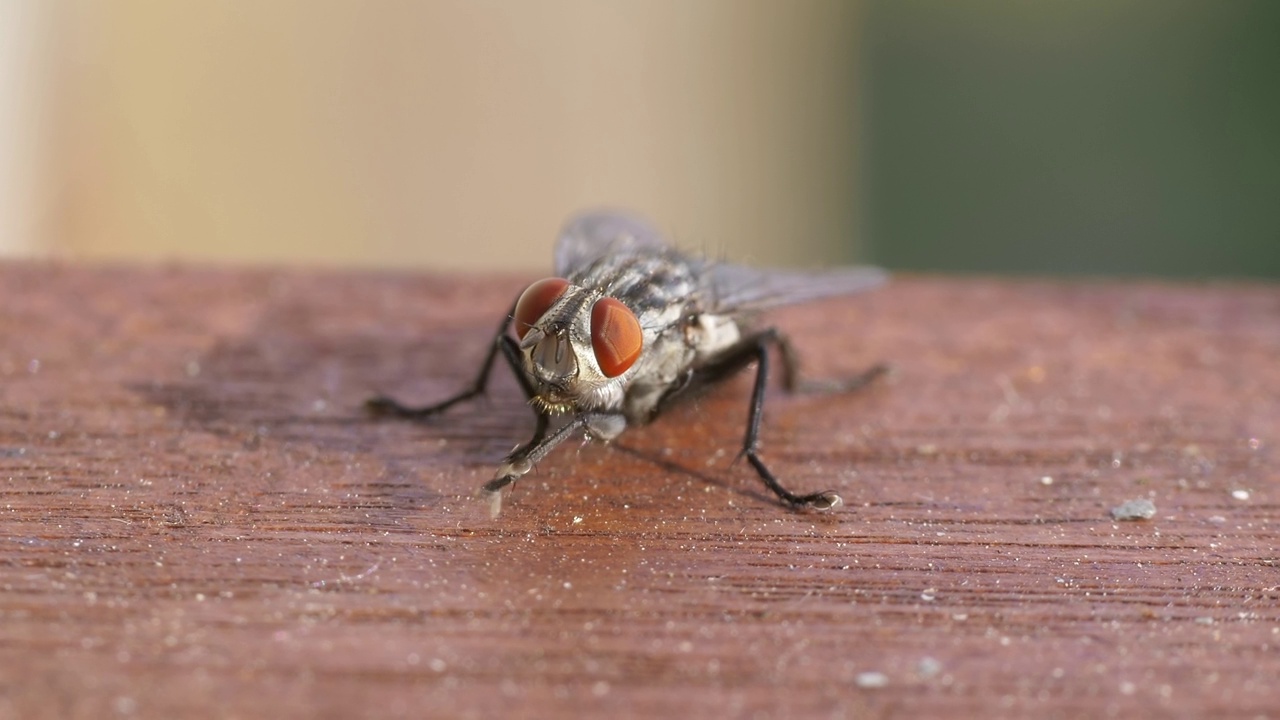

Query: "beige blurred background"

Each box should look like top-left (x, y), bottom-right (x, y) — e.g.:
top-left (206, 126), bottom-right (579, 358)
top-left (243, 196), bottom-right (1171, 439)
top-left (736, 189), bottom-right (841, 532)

top-left (1, 0), bottom-right (865, 271)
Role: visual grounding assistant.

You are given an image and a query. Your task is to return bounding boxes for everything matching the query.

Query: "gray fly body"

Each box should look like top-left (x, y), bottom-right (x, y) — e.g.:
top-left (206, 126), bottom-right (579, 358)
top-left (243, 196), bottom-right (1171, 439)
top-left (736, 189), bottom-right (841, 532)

top-left (369, 210), bottom-right (886, 515)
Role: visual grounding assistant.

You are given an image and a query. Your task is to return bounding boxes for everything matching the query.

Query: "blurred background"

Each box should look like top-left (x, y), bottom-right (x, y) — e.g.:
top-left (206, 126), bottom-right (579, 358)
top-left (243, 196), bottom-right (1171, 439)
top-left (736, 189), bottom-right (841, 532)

top-left (2, 0), bottom-right (1277, 277)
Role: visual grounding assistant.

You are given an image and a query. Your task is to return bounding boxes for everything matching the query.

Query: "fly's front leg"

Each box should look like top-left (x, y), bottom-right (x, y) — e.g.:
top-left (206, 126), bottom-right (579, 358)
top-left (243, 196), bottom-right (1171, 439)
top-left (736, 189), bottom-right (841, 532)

top-left (480, 412), bottom-right (622, 516)
top-left (482, 415), bottom-right (584, 495)
top-left (367, 300), bottom-right (534, 419)
top-left (690, 328), bottom-right (849, 510)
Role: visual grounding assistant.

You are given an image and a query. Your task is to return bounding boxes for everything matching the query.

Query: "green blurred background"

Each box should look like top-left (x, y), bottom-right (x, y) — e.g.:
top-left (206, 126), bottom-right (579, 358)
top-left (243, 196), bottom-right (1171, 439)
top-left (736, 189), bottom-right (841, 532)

top-left (862, 0), bottom-right (1280, 278)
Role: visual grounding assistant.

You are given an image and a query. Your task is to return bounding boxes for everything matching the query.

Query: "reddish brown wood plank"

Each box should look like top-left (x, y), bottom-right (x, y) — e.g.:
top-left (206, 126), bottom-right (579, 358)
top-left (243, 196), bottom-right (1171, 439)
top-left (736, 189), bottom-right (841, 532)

top-left (0, 263), bottom-right (1277, 719)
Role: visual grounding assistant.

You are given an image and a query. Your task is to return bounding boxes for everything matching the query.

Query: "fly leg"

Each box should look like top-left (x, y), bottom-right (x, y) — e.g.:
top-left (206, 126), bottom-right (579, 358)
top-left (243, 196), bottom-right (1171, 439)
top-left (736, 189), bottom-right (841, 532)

top-left (367, 302), bottom-right (538, 418)
top-left (778, 337), bottom-right (889, 396)
top-left (482, 414), bottom-right (586, 495)
top-left (366, 301), bottom-right (591, 516)
top-left (368, 318), bottom-right (557, 512)
top-left (658, 331), bottom-right (887, 408)
top-left (678, 328), bottom-right (872, 510)
top-left (480, 411), bottom-right (622, 516)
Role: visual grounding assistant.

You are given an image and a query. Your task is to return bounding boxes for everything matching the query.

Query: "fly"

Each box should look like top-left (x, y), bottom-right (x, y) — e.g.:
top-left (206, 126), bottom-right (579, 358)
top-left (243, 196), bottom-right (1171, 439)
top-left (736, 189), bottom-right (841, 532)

top-left (367, 210), bottom-right (887, 515)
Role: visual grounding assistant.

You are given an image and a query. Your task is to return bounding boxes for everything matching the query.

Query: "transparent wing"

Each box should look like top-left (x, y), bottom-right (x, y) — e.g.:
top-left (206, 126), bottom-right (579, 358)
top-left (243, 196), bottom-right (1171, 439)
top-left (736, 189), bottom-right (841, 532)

top-left (554, 208), bottom-right (888, 311)
top-left (554, 210), bottom-right (670, 277)
top-left (704, 263), bottom-right (888, 313)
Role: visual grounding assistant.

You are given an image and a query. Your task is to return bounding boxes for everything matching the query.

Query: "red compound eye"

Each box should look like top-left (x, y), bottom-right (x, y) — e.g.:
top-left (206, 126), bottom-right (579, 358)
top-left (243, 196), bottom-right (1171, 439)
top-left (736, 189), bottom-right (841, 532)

top-left (590, 297), bottom-right (643, 378)
top-left (513, 277), bottom-right (570, 339)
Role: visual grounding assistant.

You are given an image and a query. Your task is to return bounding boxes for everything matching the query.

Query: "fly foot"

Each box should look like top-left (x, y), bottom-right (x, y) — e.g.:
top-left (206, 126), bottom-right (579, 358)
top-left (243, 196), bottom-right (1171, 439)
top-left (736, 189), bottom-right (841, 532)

top-left (365, 395), bottom-right (441, 419)
top-left (745, 452), bottom-right (845, 511)
top-left (492, 457), bottom-right (532, 483)
top-left (476, 457), bottom-right (533, 518)
top-left (363, 395), bottom-right (401, 416)
top-left (799, 491), bottom-right (844, 511)
top-left (476, 475), bottom-right (516, 519)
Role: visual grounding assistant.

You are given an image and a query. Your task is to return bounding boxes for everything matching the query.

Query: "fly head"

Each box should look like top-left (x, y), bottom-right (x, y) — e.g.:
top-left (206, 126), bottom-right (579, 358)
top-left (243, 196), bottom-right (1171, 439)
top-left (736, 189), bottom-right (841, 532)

top-left (512, 276), bottom-right (644, 413)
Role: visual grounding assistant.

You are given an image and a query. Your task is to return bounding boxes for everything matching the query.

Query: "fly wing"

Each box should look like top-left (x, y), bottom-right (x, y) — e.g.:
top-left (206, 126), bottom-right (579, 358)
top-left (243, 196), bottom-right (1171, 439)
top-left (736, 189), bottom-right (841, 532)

top-left (703, 262), bottom-right (888, 313)
top-left (554, 210), bottom-right (670, 277)
top-left (554, 209), bottom-right (887, 311)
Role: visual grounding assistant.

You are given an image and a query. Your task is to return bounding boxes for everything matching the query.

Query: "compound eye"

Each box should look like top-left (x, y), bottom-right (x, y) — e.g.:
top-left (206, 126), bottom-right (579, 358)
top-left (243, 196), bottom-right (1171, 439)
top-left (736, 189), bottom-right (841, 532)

top-left (513, 277), bottom-right (570, 339)
top-left (590, 297), bottom-right (643, 378)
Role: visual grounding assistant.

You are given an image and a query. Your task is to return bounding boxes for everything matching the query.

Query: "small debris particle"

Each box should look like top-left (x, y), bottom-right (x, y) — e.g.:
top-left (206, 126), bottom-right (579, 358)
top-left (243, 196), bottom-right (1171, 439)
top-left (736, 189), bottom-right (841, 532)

top-left (1110, 498), bottom-right (1156, 521)
top-left (920, 588), bottom-right (937, 602)
top-left (1231, 489), bottom-right (1250, 501)
top-left (1040, 475), bottom-right (1054, 486)
top-left (855, 671), bottom-right (889, 689)
top-left (917, 657), bottom-right (943, 679)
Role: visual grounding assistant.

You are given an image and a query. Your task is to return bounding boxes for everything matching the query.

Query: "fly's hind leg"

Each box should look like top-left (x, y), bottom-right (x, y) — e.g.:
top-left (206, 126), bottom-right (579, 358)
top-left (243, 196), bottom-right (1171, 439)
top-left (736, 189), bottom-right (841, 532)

top-left (777, 337), bottom-right (889, 396)
top-left (676, 328), bottom-right (884, 510)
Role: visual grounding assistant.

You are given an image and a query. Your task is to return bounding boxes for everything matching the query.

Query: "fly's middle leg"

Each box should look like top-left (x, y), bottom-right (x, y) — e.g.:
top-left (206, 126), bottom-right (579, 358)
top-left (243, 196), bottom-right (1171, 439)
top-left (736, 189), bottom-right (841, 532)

top-left (367, 302), bottom-right (539, 419)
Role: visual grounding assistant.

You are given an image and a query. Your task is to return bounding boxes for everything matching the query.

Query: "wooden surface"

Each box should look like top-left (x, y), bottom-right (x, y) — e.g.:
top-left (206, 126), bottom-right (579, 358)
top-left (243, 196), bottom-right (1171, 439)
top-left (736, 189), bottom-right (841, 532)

top-left (1, 263), bottom-right (1277, 719)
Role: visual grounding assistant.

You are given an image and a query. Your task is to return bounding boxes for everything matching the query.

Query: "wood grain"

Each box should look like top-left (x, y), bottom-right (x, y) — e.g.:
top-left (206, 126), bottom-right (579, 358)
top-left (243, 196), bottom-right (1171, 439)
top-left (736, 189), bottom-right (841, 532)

top-left (0, 263), bottom-right (1276, 719)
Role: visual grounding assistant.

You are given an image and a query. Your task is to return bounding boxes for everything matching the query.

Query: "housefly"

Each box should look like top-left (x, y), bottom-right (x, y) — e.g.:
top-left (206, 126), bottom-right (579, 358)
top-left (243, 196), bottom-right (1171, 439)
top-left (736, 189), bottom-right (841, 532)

top-left (368, 210), bottom-right (887, 515)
